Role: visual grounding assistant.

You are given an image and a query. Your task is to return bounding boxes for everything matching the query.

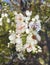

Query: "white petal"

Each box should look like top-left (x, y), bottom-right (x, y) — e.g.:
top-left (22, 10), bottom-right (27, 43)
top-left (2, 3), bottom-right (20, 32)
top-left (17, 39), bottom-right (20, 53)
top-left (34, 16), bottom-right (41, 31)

top-left (16, 22), bottom-right (26, 34)
top-left (9, 33), bottom-right (16, 41)
top-left (15, 38), bottom-right (22, 44)
top-left (38, 46), bottom-right (42, 49)
top-left (32, 47), bottom-right (37, 52)
top-left (1, 13), bottom-right (5, 18)
top-left (27, 48), bottom-right (32, 53)
top-left (0, 21), bottom-right (2, 26)
top-left (8, 43), bottom-right (10, 47)
top-left (32, 18), bottom-right (35, 22)
top-left (16, 44), bottom-right (23, 52)
top-left (0, 18), bottom-right (2, 26)
top-left (7, 18), bottom-right (10, 23)
top-left (25, 17), bottom-right (30, 22)
top-left (25, 10), bottom-right (32, 17)
top-left (5, 13), bottom-right (8, 17)
top-left (15, 13), bottom-right (24, 23)
top-left (38, 49), bottom-right (42, 52)
top-left (35, 15), bottom-right (39, 20)
top-left (14, 11), bottom-right (17, 15)
top-left (26, 29), bottom-right (30, 34)
top-left (29, 21), bottom-right (34, 29)
top-left (36, 34), bottom-right (41, 41)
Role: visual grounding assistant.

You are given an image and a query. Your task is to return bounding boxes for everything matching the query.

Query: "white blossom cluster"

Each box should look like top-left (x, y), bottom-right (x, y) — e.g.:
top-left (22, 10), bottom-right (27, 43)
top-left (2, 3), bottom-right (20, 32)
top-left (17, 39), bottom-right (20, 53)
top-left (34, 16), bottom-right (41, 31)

top-left (0, 13), bottom-right (10, 26)
top-left (8, 10), bottom-right (42, 60)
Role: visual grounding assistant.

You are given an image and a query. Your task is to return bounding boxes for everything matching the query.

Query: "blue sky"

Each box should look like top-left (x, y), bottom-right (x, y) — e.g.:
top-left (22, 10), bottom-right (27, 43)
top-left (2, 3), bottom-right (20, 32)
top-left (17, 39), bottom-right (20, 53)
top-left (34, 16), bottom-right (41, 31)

top-left (3, 0), bottom-right (10, 3)
top-left (3, 0), bottom-right (44, 3)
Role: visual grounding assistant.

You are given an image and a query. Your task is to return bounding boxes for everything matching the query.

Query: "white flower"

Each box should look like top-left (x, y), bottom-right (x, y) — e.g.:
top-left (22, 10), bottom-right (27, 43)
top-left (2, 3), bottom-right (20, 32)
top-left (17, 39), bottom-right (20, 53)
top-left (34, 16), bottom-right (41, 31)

top-left (15, 37), bottom-right (22, 44)
top-left (26, 28), bottom-right (30, 34)
top-left (32, 32), bottom-right (41, 41)
top-left (24, 33), bottom-right (38, 53)
top-left (9, 30), bottom-right (12, 33)
top-left (27, 47), bottom-right (32, 53)
top-left (25, 10), bottom-right (32, 17)
top-left (38, 46), bottom-right (42, 50)
top-left (29, 21), bottom-right (34, 29)
top-left (15, 13), bottom-right (24, 22)
top-left (1, 13), bottom-right (5, 18)
top-left (1, 13), bottom-right (8, 18)
top-left (36, 34), bottom-right (41, 41)
top-left (24, 43), bottom-right (32, 53)
top-left (38, 49), bottom-right (42, 52)
top-left (0, 18), bottom-right (2, 26)
top-left (26, 33), bottom-right (38, 45)
top-left (32, 46), bottom-right (37, 53)
top-left (13, 11), bottom-right (17, 15)
top-left (24, 41), bottom-right (37, 53)
top-left (5, 13), bottom-right (8, 17)
top-left (9, 31), bottom-right (22, 45)
top-left (24, 17), bottom-right (30, 22)
top-left (29, 20), bottom-right (41, 32)
top-left (8, 10), bottom-right (42, 55)
top-left (8, 43), bottom-right (10, 48)
top-left (35, 20), bottom-right (41, 32)
top-left (9, 32), bottom-right (16, 44)
top-left (37, 46), bottom-right (42, 52)
top-left (32, 18), bottom-right (35, 22)
top-left (16, 44), bottom-right (23, 52)
top-left (16, 21), bottom-right (26, 34)
top-left (7, 18), bottom-right (10, 23)
top-left (43, 1), bottom-right (46, 4)
top-left (35, 15), bottom-right (39, 20)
